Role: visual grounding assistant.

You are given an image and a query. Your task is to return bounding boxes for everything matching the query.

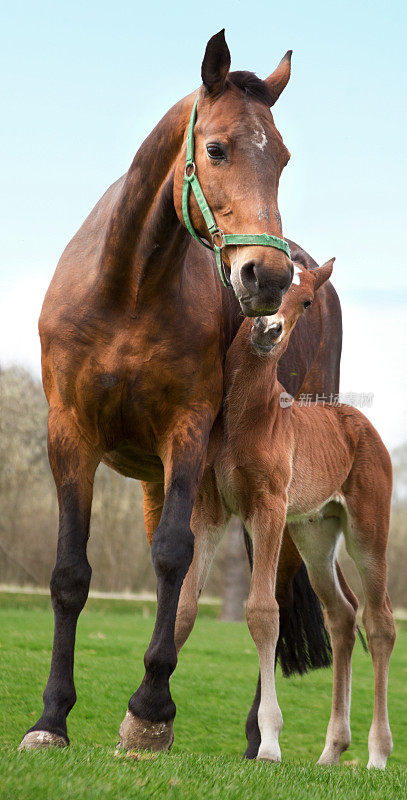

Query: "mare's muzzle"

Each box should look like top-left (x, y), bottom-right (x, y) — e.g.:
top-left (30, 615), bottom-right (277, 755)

top-left (238, 258), bottom-right (293, 317)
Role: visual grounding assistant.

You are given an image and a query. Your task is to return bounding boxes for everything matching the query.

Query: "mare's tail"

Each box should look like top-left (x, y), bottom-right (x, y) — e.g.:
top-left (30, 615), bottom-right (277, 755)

top-left (276, 561), bottom-right (332, 675)
top-left (243, 527), bottom-right (332, 676)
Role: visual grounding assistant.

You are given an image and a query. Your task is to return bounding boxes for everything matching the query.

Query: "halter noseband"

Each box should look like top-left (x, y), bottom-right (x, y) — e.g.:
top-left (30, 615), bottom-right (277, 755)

top-left (181, 95), bottom-right (291, 288)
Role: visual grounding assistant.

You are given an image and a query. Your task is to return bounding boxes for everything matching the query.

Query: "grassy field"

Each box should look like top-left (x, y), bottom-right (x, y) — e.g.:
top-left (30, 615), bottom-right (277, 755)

top-left (0, 592), bottom-right (406, 799)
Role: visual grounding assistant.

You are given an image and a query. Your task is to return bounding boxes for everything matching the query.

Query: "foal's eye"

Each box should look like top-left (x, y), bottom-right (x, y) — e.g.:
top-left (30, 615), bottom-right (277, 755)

top-left (303, 300), bottom-right (312, 309)
top-left (206, 143), bottom-right (226, 161)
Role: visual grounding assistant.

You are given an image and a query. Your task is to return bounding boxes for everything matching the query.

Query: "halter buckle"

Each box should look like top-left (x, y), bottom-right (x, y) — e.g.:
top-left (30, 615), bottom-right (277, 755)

top-left (211, 229), bottom-right (225, 250)
top-left (185, 161), bottom-right (196, 179)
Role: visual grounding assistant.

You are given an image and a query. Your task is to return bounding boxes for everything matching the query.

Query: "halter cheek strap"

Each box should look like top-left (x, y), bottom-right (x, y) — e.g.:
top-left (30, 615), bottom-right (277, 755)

top-left (181, 95), bottom-right (291, 289)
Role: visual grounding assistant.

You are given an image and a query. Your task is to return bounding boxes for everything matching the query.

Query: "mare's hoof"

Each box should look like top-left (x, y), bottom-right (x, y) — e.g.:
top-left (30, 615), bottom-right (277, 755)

top-left (118, 710), bottom-right (174, 752)
top-left (18, 730), bottom-right (68, 751)
top-left (243, 746), bottom-right (260, 760)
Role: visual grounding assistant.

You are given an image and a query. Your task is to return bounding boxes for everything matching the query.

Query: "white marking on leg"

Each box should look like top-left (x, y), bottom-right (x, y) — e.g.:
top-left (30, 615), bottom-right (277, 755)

top-left (257, 650), bottom-right (283, 762)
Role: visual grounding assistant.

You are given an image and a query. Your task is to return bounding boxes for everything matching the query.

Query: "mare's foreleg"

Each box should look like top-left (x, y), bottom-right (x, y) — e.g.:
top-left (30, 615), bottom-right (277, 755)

top-left (19, 408), bottom-right (99, 750)
top-left (119, 413), bottom-right (213, 752)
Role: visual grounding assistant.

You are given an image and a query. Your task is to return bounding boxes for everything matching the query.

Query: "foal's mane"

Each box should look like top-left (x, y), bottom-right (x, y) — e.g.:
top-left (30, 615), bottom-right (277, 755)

top-left (227, 71), bottom-right (273, 107)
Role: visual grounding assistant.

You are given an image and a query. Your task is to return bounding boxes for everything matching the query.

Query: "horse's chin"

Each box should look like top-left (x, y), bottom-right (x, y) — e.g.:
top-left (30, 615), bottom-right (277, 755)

top-left (239, 300), bottom-right (281, 318)
top-left (251, 339), bottom-right (277, 355)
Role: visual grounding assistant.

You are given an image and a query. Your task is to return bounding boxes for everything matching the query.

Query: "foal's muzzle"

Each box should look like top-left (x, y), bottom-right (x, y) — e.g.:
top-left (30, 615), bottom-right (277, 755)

top-left (251, 316), bottom-right (284, 353)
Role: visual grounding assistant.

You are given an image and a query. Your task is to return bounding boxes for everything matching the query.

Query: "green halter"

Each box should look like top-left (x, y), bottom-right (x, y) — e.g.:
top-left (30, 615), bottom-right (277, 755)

top-left (182, 95), bottom-right (291, 288)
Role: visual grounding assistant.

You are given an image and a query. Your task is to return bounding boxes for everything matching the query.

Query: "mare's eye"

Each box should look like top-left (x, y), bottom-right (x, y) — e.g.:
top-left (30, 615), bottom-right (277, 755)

top-left (303, 300), bottom-right (312, 309)
top-left (206, 143), bottom-right (226, 161)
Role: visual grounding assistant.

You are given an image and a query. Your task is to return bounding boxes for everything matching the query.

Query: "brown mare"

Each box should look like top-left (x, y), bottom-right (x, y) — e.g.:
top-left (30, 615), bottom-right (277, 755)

top-left (188, 259), bottom-right (395, 768)
top-left (19, 31), bottom-right (340, 755)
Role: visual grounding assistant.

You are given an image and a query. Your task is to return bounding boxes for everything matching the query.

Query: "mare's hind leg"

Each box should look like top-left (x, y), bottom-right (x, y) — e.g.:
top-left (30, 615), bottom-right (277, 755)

top-left (288, 508), bottom-right (357, 765)
top-left (343, 487), bottom-right (395, 769)
top-left (19, 408), bottom-right (99, 750)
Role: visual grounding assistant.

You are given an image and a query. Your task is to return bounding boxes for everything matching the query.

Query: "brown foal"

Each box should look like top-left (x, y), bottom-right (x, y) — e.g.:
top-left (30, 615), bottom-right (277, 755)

top-left (177, 259), bottom-right (395, 768)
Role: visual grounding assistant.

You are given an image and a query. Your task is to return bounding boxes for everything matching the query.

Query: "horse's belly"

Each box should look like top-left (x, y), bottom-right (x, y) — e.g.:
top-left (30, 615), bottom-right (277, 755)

top-left (102, 445), bottom-right (164, 482)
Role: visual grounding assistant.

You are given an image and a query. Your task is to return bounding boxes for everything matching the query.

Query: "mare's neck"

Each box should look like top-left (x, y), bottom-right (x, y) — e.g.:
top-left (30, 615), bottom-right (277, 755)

top-left (98, 94), bottom-right (195, 306)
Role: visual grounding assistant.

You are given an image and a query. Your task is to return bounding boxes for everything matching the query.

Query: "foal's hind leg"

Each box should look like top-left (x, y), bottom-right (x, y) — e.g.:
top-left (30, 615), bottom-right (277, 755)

top-left (288, 510), bottom-right (357, 765)
top-left (175, 470), bottom-right (228, 653)
top-left (19, 408), bottom-right (99, 750)
top-left (342, 487), bottom-right (396, 769)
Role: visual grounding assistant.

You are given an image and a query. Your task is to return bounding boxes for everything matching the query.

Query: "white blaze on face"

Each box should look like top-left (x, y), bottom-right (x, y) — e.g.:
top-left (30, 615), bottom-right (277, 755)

top-left (252, 124), bottom-right (268, 151)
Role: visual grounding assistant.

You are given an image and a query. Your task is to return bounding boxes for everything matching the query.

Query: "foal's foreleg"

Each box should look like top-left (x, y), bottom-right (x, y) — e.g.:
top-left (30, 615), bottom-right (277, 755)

top-left (19, 409), bottom-right (99, 750)
top-left (244, 527), bottom-right (302, 759)
top-left (119, 413), bottom-right (212, 752)
top-left (246, 499), bottom-right (286, 762)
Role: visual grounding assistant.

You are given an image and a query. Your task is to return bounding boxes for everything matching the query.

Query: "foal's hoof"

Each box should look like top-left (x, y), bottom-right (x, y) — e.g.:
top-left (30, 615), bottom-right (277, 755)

top-left (118, 710), bottom-right (174, 752)
top-left (317, 751), bottom-right (341, 766)
top-left (367, 755), bottom-right (387, 770)
top-left (257, 744), bottom-right (281, 763)
top-left (18, 731), bottom-right (68, 751)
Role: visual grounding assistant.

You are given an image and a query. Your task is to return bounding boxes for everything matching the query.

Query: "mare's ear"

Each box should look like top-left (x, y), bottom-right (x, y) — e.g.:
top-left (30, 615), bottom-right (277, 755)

top-left (265, 51), bottom-right (292, 106)
top-left (201, 30), bottom-right (231, 95)
top-left (310, 258), bottom-right (335, 291)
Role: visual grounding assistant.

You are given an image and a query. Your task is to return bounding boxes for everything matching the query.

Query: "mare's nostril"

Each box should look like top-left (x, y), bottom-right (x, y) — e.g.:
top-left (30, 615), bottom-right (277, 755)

top-left (240, 261), bottom-right (258, 291)
top-left (280, 263), bottom-right (293, 294)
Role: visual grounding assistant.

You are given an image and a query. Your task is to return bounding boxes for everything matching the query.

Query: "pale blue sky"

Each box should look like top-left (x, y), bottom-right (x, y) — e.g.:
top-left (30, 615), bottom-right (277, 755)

top-left (0, 0), bottom-right (406, 445)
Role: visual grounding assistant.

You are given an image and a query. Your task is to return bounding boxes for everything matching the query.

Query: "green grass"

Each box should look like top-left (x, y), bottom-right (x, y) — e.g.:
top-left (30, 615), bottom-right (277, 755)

top-left (0, 593), bottom-right (406, 799)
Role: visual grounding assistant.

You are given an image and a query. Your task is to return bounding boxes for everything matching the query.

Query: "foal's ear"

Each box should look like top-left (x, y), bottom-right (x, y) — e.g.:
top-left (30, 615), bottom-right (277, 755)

top-left (265, 51), bottom-right (292, 106)
top-left (311, 258), bottom-right (335, 291)
top-left (201, 30), bottom-right (231, 95)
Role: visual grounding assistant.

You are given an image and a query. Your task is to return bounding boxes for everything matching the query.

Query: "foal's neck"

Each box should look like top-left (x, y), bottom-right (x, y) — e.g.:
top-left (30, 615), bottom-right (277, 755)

top-left (224, 321), bottom-right (282, 436)
top-left (98, 94), bottom-right (195, 306)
